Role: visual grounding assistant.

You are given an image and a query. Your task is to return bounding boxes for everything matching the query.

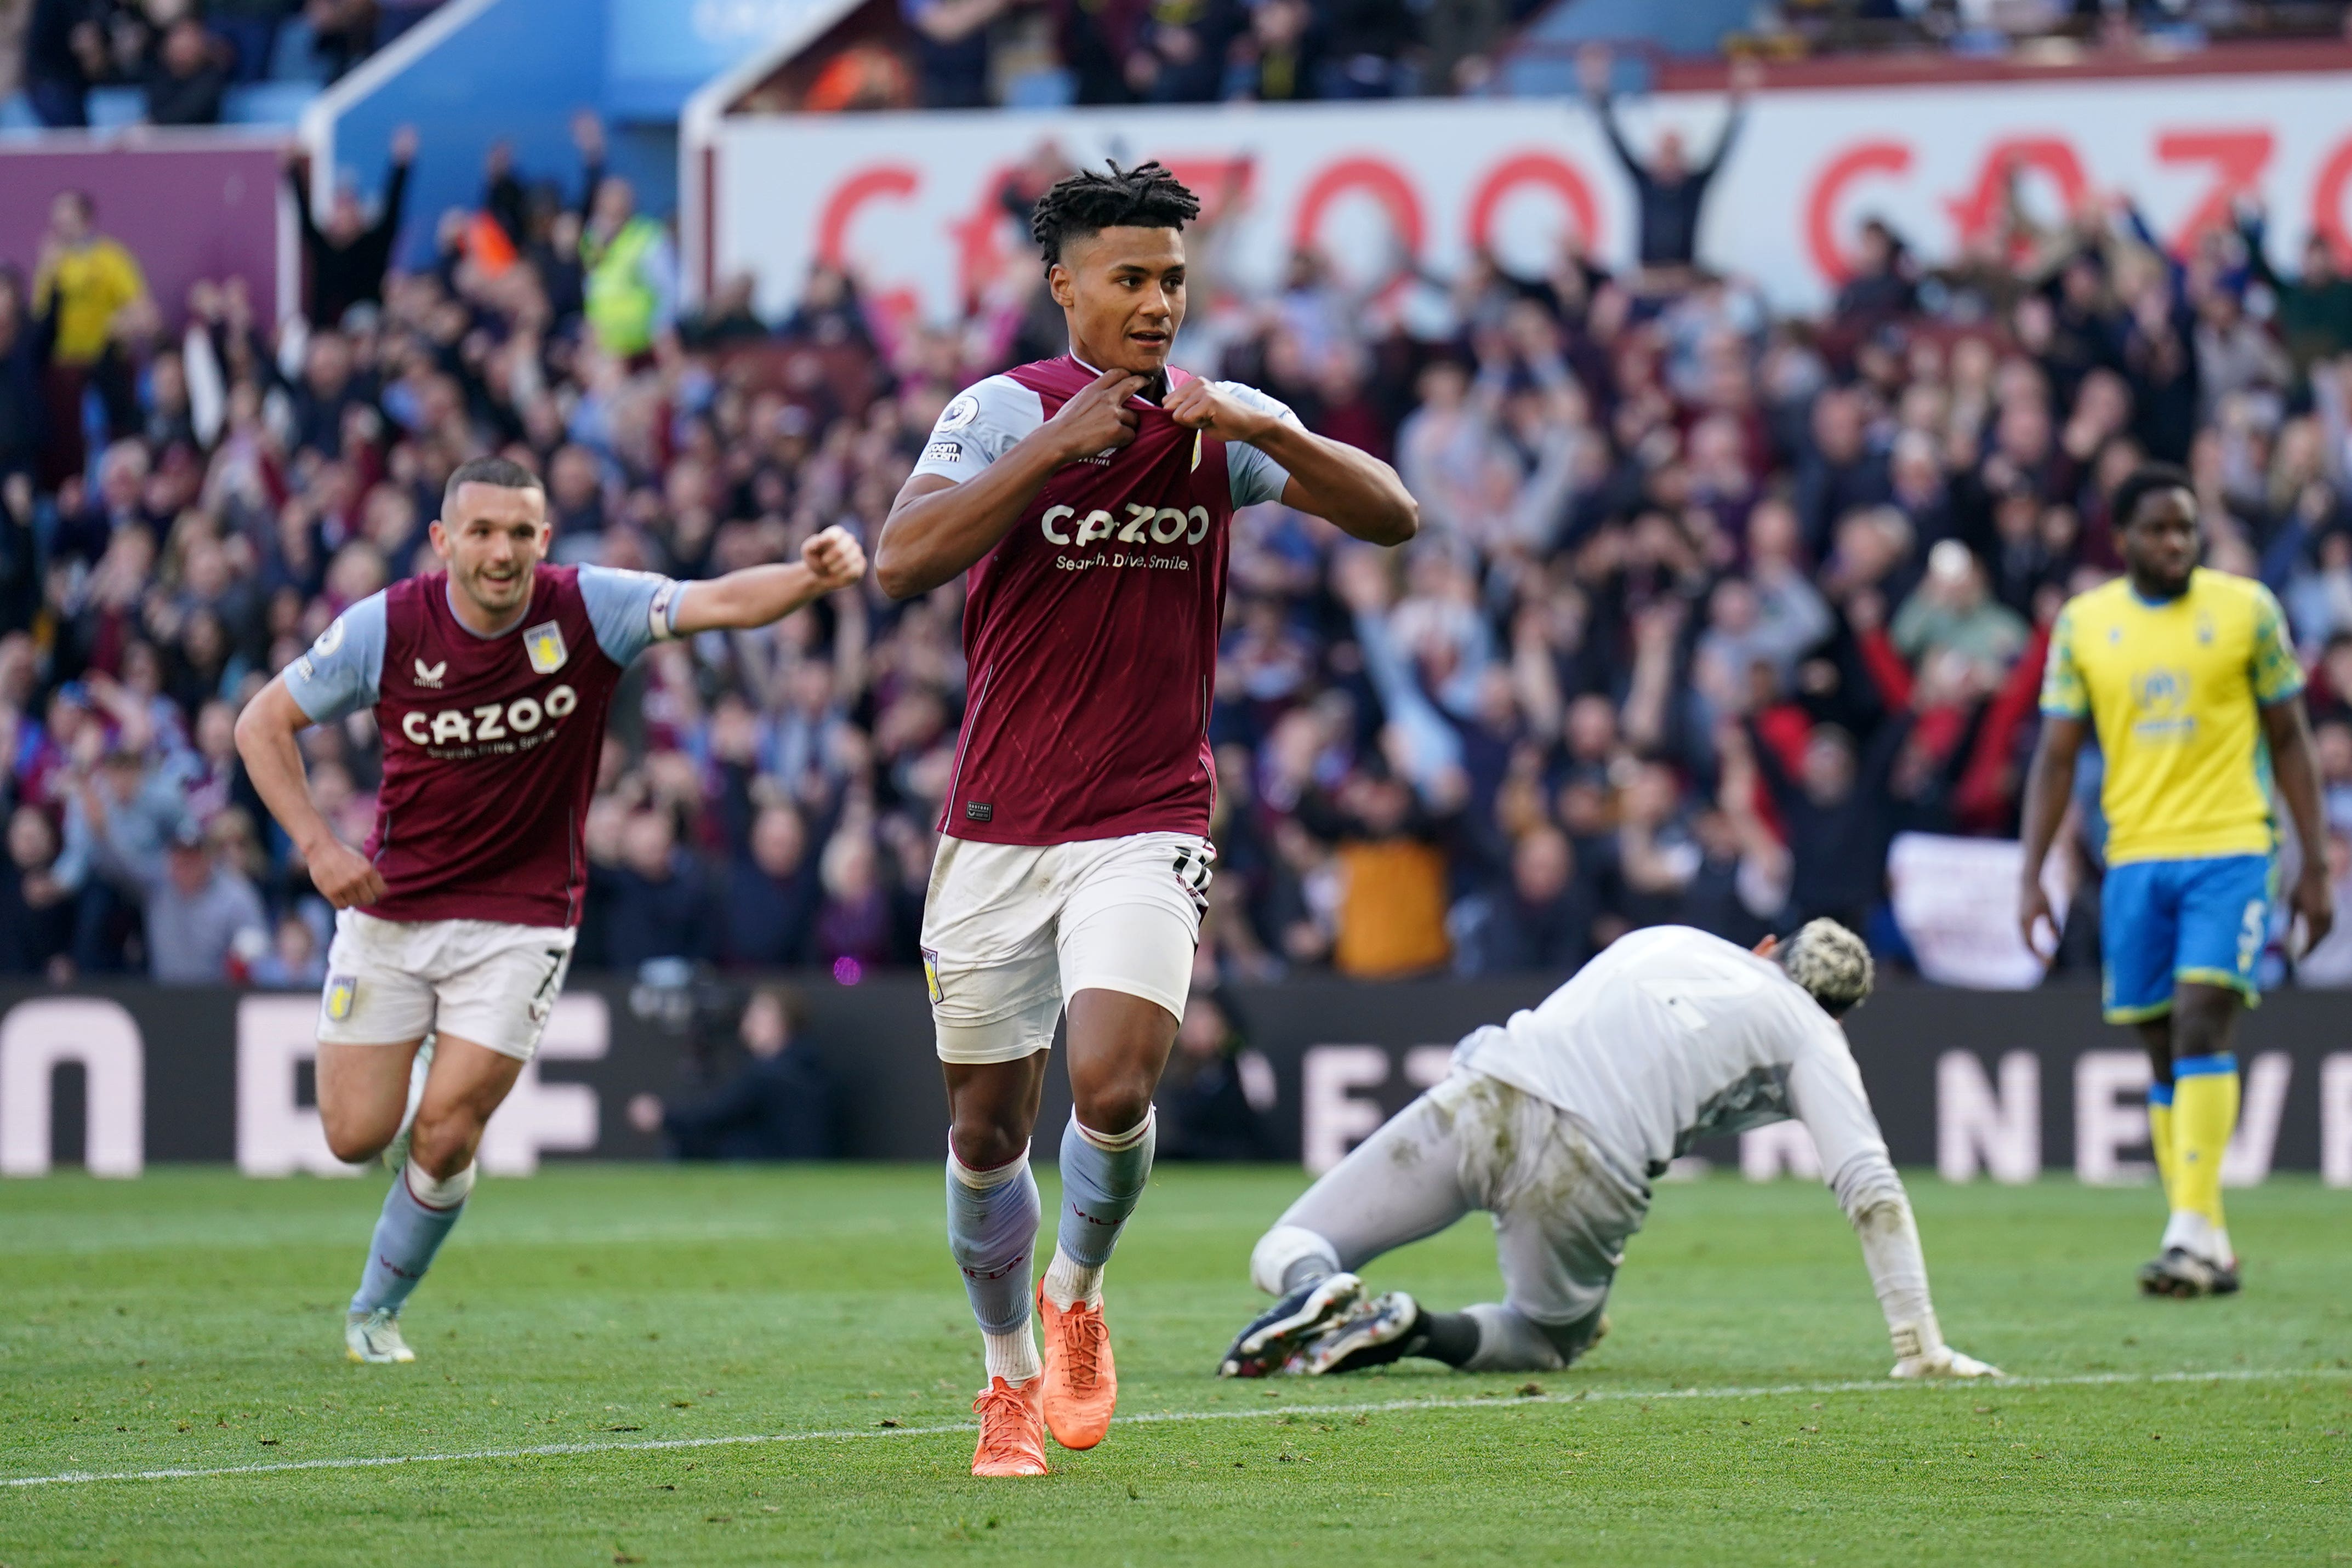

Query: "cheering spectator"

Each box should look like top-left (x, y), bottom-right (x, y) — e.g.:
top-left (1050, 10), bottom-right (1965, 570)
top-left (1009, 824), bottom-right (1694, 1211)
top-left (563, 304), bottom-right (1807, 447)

top-left (138, 820), bottom-right (269, 983)
top-left (1581, 46), bottom-right (1756, 277)
top-left (1894, 539), bottom-right (2031, 684)
top-left (2237, 202), bottom-right (2352, 384)
top-left (287, 127), bottom-right (416, 330)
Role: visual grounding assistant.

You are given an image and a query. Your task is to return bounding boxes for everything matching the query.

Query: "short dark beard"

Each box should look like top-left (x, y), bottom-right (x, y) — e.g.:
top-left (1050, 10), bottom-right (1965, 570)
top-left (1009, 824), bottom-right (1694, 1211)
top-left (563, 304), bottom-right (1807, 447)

top-left (2126, 560), bottom-right (2191, 602)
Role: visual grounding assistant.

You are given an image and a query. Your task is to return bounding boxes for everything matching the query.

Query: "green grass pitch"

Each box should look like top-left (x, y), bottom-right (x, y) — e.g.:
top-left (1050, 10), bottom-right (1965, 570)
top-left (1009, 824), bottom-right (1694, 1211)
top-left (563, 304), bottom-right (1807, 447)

top-left (2, 1166), bottom-right (2347, 1566)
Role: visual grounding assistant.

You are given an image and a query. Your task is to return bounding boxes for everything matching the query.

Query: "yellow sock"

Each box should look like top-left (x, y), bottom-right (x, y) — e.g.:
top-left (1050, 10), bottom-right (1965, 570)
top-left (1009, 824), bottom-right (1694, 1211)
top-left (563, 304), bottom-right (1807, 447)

top-left (2171, 1055), bottom-right (2240, 1229)
top-left (2146, 1089), bottom-right (2178, 1211)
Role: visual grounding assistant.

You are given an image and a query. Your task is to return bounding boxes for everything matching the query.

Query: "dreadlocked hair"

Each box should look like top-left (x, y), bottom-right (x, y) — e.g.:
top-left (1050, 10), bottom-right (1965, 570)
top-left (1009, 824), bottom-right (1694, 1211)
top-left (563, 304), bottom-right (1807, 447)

top-left (1029, 161), bottom-right (1202, 272)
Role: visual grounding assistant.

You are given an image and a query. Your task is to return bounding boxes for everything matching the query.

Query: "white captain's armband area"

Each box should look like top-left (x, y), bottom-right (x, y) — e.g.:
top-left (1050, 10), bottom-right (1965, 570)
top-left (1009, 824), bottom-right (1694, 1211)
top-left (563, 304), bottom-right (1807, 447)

top-left (650, 579), bottom-right (687, 642)
top-left (578, 563), bottom-right (687, 665)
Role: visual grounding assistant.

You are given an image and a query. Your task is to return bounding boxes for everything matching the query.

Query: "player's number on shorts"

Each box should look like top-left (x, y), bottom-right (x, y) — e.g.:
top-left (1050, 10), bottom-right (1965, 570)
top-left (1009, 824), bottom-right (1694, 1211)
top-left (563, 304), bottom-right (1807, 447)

top-left (527, 948), bottom-right (566, 1023)
top-left (2238, 899), bottom-right (2265, 974)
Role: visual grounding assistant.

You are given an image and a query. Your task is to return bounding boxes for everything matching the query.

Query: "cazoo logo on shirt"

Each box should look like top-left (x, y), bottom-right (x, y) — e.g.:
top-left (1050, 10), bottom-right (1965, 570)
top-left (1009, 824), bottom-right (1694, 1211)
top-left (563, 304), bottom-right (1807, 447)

top-left (1042, 503), bottom-right (1211, 549)
top-left (400, 685), bottom-right (579, 751)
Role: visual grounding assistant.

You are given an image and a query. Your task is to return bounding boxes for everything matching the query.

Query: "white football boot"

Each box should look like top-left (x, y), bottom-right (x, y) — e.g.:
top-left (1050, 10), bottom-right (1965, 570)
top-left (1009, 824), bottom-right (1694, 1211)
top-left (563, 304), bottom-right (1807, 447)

top-left (345, 1308), bottom-right (417, 1364)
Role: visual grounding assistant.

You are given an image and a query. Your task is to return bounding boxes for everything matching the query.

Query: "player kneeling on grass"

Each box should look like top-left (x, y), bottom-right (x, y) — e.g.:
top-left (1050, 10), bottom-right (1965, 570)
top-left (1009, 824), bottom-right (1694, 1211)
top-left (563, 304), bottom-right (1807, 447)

top-left (1222, 921), bottom-right (2000, 1383)
top-left (235, 458), bottom-right (864, 1365)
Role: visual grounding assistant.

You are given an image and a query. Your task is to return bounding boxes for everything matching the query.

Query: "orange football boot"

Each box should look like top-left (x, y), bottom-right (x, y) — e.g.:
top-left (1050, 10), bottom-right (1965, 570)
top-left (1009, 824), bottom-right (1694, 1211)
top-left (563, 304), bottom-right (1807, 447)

top-left (970, 1375), bottom-right (1049, 1477)
top-left (1037, 1280), bottom-right (1117, 1449)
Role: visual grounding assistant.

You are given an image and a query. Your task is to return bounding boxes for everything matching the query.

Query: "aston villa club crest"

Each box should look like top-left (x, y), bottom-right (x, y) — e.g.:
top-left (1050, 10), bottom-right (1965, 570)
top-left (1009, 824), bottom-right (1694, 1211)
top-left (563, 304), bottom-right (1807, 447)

top-left (324, 974), bottom-right (357, 1022)
top-left (523, 621), bottom-right (568, 675)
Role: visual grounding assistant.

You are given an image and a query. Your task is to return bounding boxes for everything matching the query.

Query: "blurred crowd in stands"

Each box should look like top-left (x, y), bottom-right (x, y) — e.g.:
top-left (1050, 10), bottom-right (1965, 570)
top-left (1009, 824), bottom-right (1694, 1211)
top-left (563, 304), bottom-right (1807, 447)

top-left (886, 0), bottom-right (1552, 109)
top-left (6, 0), bottom-right (446, 127)
top-left (7, 71), bottom-right (2352, 994)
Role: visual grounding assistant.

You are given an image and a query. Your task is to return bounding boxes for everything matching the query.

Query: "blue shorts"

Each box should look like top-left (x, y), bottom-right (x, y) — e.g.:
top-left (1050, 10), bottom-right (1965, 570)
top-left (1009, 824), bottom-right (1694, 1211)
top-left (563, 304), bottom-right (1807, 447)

top-left (2099, 854), bottom-right (2272, 1023)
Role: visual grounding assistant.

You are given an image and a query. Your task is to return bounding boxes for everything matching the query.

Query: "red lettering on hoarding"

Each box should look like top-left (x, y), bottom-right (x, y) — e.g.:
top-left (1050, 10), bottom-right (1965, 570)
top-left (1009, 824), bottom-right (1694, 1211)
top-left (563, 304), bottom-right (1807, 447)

top-left (947, 163), bottom-right (1022, 312)
top-left (1804, 141), bottom-right (1911, 285)
top-left (1943, 137), bottom-right (2089, 248)
top-left (2155, 129), bottom-right (2274, 255)
top-left (2313, 135), bottom-right (2352, 266)
top-left (1466, 152), bottom-right (1602, 257)
top-left (1157, 156), bottom-right (1258, 226)
top-left (816, 164), bottom-right (919, 269)
top-left (1292, 156), bottom-right (1424, 263)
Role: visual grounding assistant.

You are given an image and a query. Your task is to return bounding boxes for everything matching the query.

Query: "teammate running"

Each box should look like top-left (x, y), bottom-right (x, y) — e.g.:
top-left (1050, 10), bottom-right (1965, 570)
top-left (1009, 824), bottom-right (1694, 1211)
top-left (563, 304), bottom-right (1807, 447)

top-left (1221, 922), bottom-right (2001, 1383)
top-left (2018, 464), bottom-right (2333, 1298)
top-left (235, 457), bottom-right (865, 1364)
top-left (874, 162), bottom-right (1417, 1476)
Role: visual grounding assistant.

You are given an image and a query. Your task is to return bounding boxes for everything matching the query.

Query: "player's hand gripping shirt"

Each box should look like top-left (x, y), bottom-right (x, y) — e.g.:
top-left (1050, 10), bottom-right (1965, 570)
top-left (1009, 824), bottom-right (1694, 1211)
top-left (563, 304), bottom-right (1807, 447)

top-left (911, 356), bottom-right (1296, 845)
top-left (1455, 925), bottom-right (1893, 1188)
top-left (284, 563), bottom-right (684, 926)
top-left (2040, 568), bottom-right (2304, 865)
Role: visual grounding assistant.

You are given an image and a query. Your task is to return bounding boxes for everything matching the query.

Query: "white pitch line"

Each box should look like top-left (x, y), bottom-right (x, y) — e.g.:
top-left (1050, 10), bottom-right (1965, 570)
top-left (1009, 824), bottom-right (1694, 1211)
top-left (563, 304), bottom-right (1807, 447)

top-left (5, 1365), bottom-right (2344, 1491)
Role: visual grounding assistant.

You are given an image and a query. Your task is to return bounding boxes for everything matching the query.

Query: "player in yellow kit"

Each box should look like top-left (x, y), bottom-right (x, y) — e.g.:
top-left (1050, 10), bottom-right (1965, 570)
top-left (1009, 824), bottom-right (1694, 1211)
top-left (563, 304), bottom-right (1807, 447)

top-left (2018, 465), bottom-right (2333, 1297)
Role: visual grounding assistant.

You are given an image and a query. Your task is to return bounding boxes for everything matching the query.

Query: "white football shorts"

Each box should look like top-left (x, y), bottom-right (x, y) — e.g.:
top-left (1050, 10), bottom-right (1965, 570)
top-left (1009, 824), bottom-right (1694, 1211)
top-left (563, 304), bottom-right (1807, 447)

top-left (919, 829), bottom-right (1213, 1065)
top-left (316, 910), bottom-right (578, 1063)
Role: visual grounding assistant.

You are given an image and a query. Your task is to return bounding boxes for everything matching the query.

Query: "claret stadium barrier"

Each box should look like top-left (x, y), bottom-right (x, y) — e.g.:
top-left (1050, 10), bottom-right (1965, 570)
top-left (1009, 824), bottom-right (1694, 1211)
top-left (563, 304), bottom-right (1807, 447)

top-left (0, 980), bottom-right (2345, 1183)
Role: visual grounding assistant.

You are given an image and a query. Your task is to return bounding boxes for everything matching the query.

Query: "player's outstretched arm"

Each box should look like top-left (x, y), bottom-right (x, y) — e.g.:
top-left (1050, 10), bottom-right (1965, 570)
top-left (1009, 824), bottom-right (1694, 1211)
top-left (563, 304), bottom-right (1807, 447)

top-left (1163, 380), bottom-right (1417, 546)
top-left (875, 367), bottom-right (1144, 599)
top-left (1831, 1160), bottom-right (2003, 1381)
top-left (233, 680), bottom-right (386, 910)
top-left (670, 526), bottom-right (868, 634)
top-left (2260, 694), bottom-right (2337, 953)
top-left (2015, 713), bottom-right (2086, 956)
top-left (1798, 1056), bottom-right (2001, 1381)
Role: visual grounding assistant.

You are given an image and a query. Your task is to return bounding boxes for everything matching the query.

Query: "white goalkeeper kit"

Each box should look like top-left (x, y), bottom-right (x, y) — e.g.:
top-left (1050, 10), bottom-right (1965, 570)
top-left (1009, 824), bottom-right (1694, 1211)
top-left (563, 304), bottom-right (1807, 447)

top-left (1254, 926), bottom-right (1982, 1375)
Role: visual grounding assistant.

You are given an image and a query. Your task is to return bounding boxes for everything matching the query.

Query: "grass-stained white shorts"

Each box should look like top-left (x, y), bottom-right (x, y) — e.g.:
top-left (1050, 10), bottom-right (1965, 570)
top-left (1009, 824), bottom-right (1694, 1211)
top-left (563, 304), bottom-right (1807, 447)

top-left (919, 830), bottom-right (1212, 1064)
top-left (316, 909), bottom-right (578, 1063)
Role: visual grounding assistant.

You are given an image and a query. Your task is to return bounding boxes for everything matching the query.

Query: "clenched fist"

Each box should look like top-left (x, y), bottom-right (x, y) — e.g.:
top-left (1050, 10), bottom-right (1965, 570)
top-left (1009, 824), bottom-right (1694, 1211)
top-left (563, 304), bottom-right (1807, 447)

top-left (802, 524), bottom-right (868, 591)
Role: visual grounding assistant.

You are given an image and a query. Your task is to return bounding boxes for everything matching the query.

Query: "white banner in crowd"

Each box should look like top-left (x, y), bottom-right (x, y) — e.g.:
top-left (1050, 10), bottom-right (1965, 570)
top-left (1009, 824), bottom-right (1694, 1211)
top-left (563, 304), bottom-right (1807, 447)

top-left (700, 67), bottom-right (2352, 321)
top-left (1888, 831), bottom-right (2069, 990)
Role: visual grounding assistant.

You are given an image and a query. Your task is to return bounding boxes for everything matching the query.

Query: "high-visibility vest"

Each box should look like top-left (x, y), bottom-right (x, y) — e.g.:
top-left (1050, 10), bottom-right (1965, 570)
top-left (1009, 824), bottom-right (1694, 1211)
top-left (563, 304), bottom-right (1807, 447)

top-left (583, 215), bottom-right (664, 357)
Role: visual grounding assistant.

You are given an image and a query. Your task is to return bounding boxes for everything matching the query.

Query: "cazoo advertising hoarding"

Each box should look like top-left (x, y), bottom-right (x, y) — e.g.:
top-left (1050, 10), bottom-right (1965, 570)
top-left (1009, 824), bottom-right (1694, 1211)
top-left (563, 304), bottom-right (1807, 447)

top-left (696, 64), bottom-right (2352, 322)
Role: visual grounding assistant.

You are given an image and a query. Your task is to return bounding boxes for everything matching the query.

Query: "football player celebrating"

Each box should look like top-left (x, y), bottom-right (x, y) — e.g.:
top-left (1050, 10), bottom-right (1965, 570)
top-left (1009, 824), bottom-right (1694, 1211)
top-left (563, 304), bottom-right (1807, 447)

top-left (1221, 922), bottom-right (2002, 1385)
top-left (875, 162), bottom-right (1416, 1476)
top-left (236, 458), bottom-right (865, 1365)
